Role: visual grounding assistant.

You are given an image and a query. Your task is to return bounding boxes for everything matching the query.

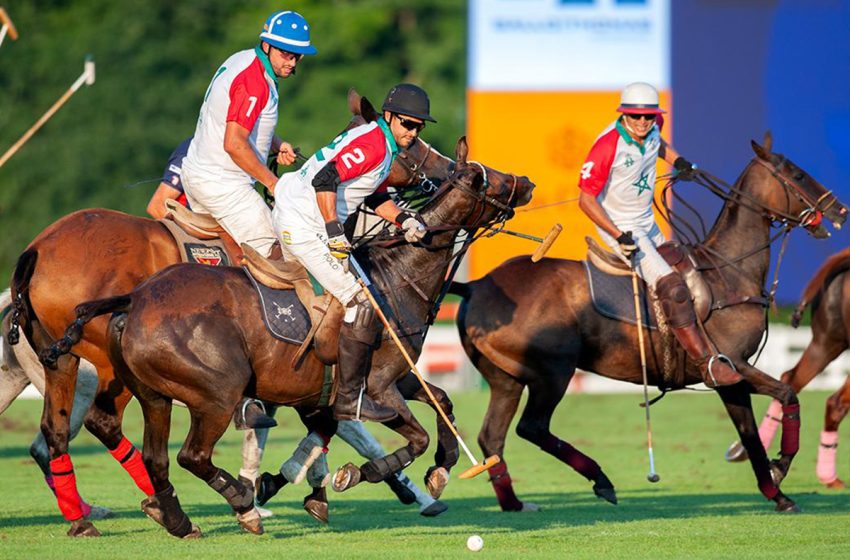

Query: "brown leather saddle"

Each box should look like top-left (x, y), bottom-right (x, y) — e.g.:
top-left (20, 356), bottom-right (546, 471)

top-left (159, 199), bottom-right (242, 265)
top-left (585, 236), bottom-right (712, 322)
top-left (241, 244), bottom-right (344, 368)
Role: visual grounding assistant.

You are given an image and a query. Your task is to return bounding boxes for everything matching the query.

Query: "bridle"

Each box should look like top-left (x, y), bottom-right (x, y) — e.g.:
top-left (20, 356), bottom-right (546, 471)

top-left (394, 139), bottom-right (442, 194)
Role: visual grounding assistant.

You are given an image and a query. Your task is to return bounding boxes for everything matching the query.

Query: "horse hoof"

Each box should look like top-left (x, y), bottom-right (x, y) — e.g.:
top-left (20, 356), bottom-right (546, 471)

top-left (774, 499), bottom-right (801, 513)
top-left (520, 502), bottom-right (541, 512)
top-left (141, 496), bottom-right (165, 527)
top-left (824, 478), bottom-right (846, 490)
top-left (420, 500), bottom-right (448, 517)
top-left (86, 504), bottom-right (115, 520)
top-left (255, 472), bottom-right (282, 506)
top-left (725, 440), bottom-right (748, 462)
top-left (182, 524), bottom-right (202, 539)
top-left (236, 508), bottom-right (264, 535)
top-left (304, 496), bottom-right (329, 524)
top-left (332, 463), bottom-right (361, 492)
top-left (67, 518), bottom-right (101, 537)
top-left (425, 467), bottom-right (450, 499)
top-left (593, 484), bottom-right (618, 505)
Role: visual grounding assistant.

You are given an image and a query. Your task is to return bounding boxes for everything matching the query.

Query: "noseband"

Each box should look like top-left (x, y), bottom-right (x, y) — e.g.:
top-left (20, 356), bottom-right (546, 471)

top-left (395, 140), bottom-right (441, 194)
top-left (752, 156), bottom-right (839, 227)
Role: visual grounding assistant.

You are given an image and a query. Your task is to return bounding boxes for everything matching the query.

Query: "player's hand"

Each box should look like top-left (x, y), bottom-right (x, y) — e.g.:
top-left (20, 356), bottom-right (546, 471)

top-left (277, 141), bottom-right (297, 166)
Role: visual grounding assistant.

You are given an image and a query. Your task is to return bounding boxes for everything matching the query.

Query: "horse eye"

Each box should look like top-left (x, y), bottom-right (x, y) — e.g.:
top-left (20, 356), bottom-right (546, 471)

top-left (794, 172), bottom-right (804, 180)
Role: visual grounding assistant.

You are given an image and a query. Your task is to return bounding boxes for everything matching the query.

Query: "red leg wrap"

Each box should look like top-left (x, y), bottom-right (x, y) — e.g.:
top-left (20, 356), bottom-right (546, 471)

top-left (780, 404), bottom-right (801, 456)
top-left (109, 436), bottom-right (155, 496)
top-left (488, 461), bottom-right (523, 511)
top-left (540, 434), bottom-right (602, 481)
top-left (758, 476), bottom-right (779, 500)
top-left (49, 454), bottom-right (84, 521)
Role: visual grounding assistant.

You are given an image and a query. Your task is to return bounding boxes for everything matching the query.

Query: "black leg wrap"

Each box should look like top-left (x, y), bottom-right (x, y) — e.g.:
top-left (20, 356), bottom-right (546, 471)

top-left (207, 469), bottom-right (253, 513)
top-left (360, 446), bottom-right (414, 483)
top-left (7, 297), bottom-right (21, 345)
top-left (144, 484), bottom-right (194, 538)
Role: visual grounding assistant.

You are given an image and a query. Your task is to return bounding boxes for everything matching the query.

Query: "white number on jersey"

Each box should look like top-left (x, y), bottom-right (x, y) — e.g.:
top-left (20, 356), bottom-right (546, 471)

top-left (340, 148), bottom-right (365, 169)
top-left (245, 96), bottom-right (258, 117)
top-left (580, 161), bottom-right (594, 180)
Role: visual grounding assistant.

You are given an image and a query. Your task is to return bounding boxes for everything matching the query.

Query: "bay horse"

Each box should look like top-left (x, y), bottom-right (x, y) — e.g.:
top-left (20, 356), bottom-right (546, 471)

top-left (450, 137), bottom-right (847, 513)
top-left (5, 91), bottom-right (456, 537)
top-left (47, 146), bottom-right (534, 537)
top-left (725, 247), bottom-right (850, 488)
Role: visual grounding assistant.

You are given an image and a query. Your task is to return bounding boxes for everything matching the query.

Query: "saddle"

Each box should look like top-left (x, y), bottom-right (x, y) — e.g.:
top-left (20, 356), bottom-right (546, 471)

top-left (585, 237), bottom-right (712, 322)
top-left (241, 244), bottom-right (344, 367)
top-left (159, 200), bottom-right (241, 265)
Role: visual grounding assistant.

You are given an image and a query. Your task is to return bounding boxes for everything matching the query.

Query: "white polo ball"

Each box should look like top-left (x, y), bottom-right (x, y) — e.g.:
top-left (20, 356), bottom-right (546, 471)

top-left (467, 534), bottom-right (484, 552)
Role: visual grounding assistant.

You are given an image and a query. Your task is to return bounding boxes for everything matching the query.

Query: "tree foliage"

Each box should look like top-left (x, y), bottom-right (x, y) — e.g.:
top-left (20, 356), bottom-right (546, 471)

top-left (0, 1), bottom-right (465, 280)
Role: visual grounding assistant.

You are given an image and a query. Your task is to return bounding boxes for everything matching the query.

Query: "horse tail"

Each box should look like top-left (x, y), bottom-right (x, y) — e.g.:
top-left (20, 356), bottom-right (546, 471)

top-left (447, 281), bottom-right (471, 300)
top-left (39, 295), bottom-right (132, 370)
top-left (8, 249), bottom-right (39, 346)
top-left (791, 247), bottom-right (850, 328)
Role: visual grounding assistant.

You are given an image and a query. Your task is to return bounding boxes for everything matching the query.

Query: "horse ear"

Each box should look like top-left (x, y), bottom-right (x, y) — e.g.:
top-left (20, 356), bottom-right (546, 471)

top-left (751, 140), bottom-right (769, 160)
top-left (455, 136), bottom-right (469, 164)
top-left (763, 130), bottom-right (773, 154)
top-left (348, 88), bottom-right (362, 116)
top-left (360, 96), bottom-right (379, 123)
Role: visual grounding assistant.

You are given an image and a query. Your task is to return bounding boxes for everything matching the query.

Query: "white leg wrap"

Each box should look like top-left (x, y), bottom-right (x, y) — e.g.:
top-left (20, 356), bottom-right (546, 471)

top-left (281, 432), bottom-right (325, 484)
top-left (306, 452), bottom-right (330, 488)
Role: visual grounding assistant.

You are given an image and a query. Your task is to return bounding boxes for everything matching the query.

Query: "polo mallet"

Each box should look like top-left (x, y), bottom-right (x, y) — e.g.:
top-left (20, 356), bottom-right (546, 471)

top-left (0, 55), bottom-right (95, 168)
top-left (617, 250), bottom-right (660, 483)
top-left (495, 223), bottom-right (563, 262)
top-left (0, 8), bottom-right (18, 49)
top-left (349, 255), bottom-right (500, 479)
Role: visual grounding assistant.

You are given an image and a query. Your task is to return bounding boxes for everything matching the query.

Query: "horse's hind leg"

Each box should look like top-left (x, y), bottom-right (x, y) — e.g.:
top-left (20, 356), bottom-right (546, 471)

top-left (817, 378), bottom-right (850, 488)
top-left (515, 373), bottom-right (615, 507)
top-left (177, 409), bottom-right (263, 535)
top-left (716, 379), bottom-right (798, 513)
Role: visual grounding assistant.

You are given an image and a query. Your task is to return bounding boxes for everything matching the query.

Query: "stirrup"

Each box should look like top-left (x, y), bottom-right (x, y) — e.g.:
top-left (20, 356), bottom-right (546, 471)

top-left (706, 354), bottom-right (736, 386)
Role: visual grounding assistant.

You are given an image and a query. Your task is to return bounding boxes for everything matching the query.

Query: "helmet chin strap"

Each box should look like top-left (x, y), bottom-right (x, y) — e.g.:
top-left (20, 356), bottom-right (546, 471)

top-left (621, 116), bottom-right (649, 142)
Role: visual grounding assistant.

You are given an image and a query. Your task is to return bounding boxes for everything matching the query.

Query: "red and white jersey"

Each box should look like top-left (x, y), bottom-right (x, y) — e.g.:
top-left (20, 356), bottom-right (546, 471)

top-left (182, 47), bottom-right (279, 185)
top-left (578, 116), bottom-right (665, 232)
top-left (273, 119), bottom-right (399, 242)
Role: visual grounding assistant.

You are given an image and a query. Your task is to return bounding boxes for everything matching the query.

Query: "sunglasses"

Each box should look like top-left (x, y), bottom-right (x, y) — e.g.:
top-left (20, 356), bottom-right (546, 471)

top-left (394, 114), bottom-right (426, 132)
top-left (625, 113), bottom-right (656, 121)
top-left (273, 46), bottom-right (303, 62)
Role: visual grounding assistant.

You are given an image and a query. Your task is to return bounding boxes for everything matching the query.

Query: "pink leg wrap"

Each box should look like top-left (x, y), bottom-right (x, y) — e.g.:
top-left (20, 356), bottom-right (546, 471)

top-left (109, 436), bottom-right (155, 496)
top-left (49, 454), bottom-right (84, 521)
top-left (540, 434), bottom-right (601, 481)
top-left (780, 403), bottom-right (801, 456)
top-left (816, 430), bottom-right (839, 484)
top-left (488, 461), bottom-right (523, 511)
top-left (758, 400), bottom-right (783, 451)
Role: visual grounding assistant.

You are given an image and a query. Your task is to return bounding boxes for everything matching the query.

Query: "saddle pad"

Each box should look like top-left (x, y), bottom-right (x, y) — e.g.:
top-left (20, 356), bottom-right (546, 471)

top-left (584, 260), bottom-right (658, 330)
top-left (245, 268), bottom-right (311, 344)
top-left (159, 219), bottom-right (230, 266)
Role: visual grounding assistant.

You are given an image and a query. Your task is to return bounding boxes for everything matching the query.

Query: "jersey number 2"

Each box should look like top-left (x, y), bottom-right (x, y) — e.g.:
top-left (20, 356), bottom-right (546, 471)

top-left (340, 148), bottom-right (365, 169)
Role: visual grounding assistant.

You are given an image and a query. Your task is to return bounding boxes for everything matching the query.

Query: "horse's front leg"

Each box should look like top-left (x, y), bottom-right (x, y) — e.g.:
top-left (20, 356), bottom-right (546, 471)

top-left (736, 362), bottom-right (800, 487)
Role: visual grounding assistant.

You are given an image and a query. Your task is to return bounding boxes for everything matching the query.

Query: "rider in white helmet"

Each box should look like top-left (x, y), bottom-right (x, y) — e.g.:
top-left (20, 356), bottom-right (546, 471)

top-left (578, 82), bottom-right (743, 388)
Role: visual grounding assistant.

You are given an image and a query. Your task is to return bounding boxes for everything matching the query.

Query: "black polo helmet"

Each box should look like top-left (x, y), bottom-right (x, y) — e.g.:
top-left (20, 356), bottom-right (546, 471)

top-left (381, 83), bottom-right (436, 123)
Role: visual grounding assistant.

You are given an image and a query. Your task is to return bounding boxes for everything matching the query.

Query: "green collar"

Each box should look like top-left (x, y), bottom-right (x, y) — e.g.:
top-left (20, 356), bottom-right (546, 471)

top-left (377, 118), bottom-right (399, 157)
top-left (254, 45), bottom-right (278, 86)
top-left (616, 117), bottom-right (649, 155)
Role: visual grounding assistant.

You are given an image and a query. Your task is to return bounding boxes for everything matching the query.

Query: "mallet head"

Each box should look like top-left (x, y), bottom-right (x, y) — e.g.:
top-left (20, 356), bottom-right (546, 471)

top-left (647, 473), bottom-right (660, 483)
top-left (0, 8), bottom-right (18, 41)
top-left (84, 55), bottom-right (96, 86)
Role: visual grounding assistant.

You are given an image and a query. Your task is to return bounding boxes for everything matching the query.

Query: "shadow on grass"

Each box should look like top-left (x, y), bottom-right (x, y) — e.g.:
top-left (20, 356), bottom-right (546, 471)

top-left (5, 489), bottom-right (848, 538)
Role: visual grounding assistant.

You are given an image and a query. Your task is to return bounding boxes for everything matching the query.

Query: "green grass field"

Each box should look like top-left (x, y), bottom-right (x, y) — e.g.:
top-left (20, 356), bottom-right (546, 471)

top-left (2, 390), bottom-right (849, 559)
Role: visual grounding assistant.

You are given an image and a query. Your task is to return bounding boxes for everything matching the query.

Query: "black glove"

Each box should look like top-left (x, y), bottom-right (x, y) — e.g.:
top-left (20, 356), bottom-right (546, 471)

top-left (325, 220), bottom-right (351, 259)
top-left (616, 231), bottom-right (637, 259)
top-left (673, 156), bottom-right (697, 181)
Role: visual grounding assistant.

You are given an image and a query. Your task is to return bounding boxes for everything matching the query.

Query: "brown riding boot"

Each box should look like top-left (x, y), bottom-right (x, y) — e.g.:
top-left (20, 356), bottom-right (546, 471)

top-left (655, 273), bottom-right (744, 388)
top-left (333, 293), bottom-right (398, 423)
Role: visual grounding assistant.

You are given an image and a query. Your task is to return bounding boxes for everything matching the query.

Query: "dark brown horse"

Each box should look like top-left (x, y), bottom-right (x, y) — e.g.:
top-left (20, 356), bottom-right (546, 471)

top-left (48, 148), bottom-right (534, 537)
top-left (6, 92), bottom-right (457, 537)
top-left (726, 247), bottom-right (850, 487)
top-left (450, 138), bottom-right (847, 513)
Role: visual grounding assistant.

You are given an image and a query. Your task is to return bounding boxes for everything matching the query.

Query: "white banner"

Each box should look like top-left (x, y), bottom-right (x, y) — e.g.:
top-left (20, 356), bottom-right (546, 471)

top-left (469, 0), bottom-right (670, 91)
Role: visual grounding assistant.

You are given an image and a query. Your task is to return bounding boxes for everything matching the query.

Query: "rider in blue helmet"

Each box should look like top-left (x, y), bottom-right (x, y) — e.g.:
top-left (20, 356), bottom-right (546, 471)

top-left (180, 10), bottom-right (317, 431)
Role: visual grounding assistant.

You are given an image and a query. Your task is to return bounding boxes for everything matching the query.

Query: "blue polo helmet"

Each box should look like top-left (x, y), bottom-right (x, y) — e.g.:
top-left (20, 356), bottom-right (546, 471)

top-left (259, 11), bottom-right (317, 56)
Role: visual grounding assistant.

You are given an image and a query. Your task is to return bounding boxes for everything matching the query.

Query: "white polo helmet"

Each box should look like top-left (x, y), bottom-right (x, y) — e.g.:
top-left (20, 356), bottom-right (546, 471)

top-left (617, 82), bottom-right (666, 115)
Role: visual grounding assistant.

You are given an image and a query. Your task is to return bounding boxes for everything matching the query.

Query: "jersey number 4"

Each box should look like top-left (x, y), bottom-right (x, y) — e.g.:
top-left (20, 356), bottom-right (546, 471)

top-left (580, 161), bottom-right (594, 180)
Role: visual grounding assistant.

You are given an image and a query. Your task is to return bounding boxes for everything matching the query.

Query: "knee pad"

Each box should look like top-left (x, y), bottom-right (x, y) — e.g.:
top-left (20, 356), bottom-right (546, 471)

top-left (342, 292), bottom-right (382, 345)
top-left (656, 273), bottom-right (695, 328)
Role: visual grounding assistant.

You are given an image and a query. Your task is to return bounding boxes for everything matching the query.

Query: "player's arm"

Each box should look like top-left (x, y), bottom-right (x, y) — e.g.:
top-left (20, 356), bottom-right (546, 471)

top-left (223, 122), bottom-right (281, 192)
top-left (146, 182), bottom-right (183, 220)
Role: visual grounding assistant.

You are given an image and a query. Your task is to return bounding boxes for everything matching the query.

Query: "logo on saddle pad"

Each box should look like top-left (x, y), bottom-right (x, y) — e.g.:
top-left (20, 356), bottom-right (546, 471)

top-left (273, 302), bottom-right (296, 323)
top-left (185, 243), bottom-right (229, 266)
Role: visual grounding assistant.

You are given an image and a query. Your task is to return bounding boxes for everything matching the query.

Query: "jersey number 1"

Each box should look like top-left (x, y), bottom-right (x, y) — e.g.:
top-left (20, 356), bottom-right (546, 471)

top-left (246, 96), bottom-right (258, 117)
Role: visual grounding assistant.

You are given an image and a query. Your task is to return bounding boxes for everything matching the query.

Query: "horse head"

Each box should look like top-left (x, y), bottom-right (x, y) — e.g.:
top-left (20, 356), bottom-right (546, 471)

top-left (750, 135), bottom-right (848, 238)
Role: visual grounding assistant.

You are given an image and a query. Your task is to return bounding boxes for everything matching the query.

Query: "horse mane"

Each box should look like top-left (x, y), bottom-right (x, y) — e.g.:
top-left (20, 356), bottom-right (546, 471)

top-left (790, 247), bottom-right (850, 327)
